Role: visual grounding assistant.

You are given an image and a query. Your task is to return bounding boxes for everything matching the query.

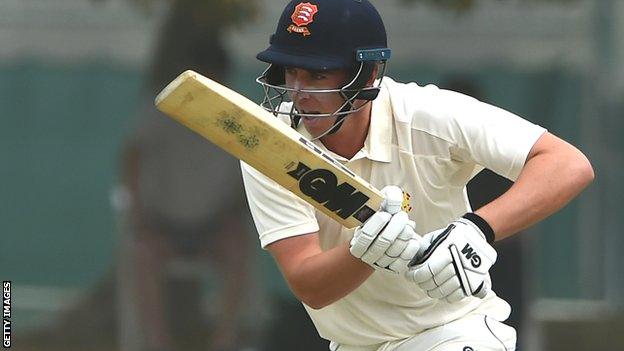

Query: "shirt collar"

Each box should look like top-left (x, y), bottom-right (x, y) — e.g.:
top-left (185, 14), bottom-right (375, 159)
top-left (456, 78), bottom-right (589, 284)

top-left (364, 81), bottom-right (393, 163)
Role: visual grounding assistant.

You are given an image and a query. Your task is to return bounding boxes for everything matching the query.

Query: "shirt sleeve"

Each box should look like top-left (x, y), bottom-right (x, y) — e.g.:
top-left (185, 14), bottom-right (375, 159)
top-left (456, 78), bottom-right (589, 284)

top-left (414, 85), bottom-right (546, 181)
top-left (240, 161), bottom-right (319, 249)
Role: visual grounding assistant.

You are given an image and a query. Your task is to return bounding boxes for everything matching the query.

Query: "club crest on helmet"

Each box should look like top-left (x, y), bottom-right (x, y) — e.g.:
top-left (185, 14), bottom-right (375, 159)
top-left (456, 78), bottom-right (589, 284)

top-left (287, 2), bottom-right (318, 36)
top-left (291, 2), bottom-right (318, 26)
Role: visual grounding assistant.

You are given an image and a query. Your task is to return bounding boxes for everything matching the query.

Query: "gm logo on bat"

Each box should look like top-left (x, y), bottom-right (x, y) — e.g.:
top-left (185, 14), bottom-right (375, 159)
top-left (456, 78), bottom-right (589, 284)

top-left (286, 161), bottom-right (375, 224)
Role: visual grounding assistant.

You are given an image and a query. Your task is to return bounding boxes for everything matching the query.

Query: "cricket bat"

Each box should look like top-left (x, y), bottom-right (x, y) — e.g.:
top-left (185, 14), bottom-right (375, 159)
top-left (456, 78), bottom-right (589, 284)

top-left (155, 70), bottom-right (383, 228)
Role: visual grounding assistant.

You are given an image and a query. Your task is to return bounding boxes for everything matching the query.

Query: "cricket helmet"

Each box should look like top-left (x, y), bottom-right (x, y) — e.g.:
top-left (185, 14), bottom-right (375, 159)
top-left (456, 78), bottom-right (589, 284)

top-left (255, 0), bottom-right (391, 138)
top-left (257, 0), bottom-right (389, 71)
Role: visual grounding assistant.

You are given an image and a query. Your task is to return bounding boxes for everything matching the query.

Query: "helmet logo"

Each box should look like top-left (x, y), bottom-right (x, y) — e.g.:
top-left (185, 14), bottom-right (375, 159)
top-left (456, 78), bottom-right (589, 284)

top-left (287, 2), bottom-right (318, 36)
top-left (291, 2), bottom-right (318, 26)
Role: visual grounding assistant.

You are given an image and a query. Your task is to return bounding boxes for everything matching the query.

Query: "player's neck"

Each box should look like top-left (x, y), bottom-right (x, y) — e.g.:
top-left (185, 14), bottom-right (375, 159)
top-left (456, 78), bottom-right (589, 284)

top-left (320, 102), bottom-right (371, 160)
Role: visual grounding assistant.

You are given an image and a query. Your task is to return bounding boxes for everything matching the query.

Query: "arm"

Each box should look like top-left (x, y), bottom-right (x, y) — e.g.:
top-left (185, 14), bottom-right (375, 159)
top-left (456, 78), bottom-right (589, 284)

top-left (267, 233), bottom-right (373, 310)
top-left (242, 161), bottom-right (369, 309)
top-left (475, 132), bottom-right (594, 240)
top-left (407, 132), bottom-right (594, 302)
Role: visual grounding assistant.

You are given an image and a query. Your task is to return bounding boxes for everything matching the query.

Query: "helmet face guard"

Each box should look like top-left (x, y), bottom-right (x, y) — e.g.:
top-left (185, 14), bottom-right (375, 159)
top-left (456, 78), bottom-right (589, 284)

top-left (256, 49), bottom-right (390, 123)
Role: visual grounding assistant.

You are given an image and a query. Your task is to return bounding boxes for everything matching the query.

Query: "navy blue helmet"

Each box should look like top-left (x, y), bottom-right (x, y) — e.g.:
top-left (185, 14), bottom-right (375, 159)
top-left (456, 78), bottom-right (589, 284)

top-left (257, 0), bottom-right (389, 71)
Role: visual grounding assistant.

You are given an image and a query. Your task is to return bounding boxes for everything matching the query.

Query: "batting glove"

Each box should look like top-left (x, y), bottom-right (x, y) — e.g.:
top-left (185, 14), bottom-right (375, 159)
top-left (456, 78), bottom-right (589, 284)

top-left (350, 185), bottom-right (426, 273)
top-left (350, 210), bottom-right (407, 266)
top-left (404, 213), bottom-right (497, 303)
top-left (380, 185), bottom-right (404, 215)
top-left (373, 219), bottom-right (426, 274)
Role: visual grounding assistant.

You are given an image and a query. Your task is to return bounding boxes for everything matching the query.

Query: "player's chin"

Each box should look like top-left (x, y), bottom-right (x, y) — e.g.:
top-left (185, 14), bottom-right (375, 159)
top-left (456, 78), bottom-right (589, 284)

top-left (302, 117), bottom-right (332, 135)
top-left (302, 124), bottom-right (322, 137)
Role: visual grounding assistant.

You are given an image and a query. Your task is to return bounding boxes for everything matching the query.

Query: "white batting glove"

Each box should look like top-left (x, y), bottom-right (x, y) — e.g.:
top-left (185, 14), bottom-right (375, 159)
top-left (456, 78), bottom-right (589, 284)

top-left (405, 214), bottom-right (497, 303)
top-left (350, 185), bottom-right (425, 273)
top-left (380, 185), bottom-right (404, 214)
top-left (350, 210), bottom-right (408, 266)
top-left (373, 220), bottom-right (427, 274)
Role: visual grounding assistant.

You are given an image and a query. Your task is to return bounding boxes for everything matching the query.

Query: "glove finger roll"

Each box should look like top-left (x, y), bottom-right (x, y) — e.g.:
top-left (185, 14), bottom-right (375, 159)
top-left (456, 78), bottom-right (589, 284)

top-left (407, 263), bottom-right (434, 283)
top-left (361, 211), bottom-right (408, 264)
top-left (400, 239), bottom-right (423, 260)
top-left (380, 185), bottom-right (404, 214)
top-left (426, 276), bottom-right (461, 299)
top-left (375, 252), bottom-right (400, 269)
top-left (445, 287), bottom-right (466, 303)
top-left (428, 250), bottom-right (453, 274)
top-left (385, 238), bottom-right (408, 258)
top-left (387, 257), bottom-right (410, 274)
top-left (350, 211), bottom-right (391, 258)
top-left (418, 264), bottom-right (455, 290)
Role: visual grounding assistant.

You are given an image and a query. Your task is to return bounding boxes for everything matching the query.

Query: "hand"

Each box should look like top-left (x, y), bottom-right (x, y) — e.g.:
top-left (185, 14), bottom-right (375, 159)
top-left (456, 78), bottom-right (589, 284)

top-left (404, 216), bottom-right (497, 303)
top-left (373, 219), bottom-right (426, 274)
top-left (350, 185), bottom-right (425, 274)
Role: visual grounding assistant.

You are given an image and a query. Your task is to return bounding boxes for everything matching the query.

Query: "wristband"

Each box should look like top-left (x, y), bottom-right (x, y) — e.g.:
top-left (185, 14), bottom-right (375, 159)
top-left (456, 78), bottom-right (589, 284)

top-left (462, 212), bottom-right (495, 244)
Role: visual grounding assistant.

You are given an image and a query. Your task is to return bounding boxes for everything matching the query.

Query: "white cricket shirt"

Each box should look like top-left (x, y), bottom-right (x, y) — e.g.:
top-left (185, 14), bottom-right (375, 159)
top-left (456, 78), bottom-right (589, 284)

top-left (241, 77), bottom-right (546, 346)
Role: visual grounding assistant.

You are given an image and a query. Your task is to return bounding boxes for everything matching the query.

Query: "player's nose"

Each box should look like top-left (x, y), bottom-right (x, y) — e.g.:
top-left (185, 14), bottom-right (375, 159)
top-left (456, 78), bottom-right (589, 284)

top-left (290, 81), bottom-right (312, 102)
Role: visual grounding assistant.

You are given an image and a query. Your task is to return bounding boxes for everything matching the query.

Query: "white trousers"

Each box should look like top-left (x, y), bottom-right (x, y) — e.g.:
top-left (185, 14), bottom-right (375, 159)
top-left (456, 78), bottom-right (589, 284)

top-left (329, 314), bottom-right (516, 351)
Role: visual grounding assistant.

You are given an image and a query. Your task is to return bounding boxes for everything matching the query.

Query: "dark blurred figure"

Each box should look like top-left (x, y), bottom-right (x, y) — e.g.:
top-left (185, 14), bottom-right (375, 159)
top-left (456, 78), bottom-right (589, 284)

top-left (260, 296), bottom-right (329, 351)
top-left (443, 77), bottom-right (525, 339)
top-left (119, 1), bottom-right (258, 350)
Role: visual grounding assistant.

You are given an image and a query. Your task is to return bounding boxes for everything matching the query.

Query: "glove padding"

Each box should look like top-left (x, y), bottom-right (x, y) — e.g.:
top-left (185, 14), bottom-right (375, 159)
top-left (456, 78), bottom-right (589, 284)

top-left (350, 212), bottom-right (426, 274)
top-left (350, 211), bottom-right (406, 263)
top-left (373, 220), bottom-right (426, 274)
top-left (405, 217), bottom-right (497, 303)
top-left (349, 185), bottom-right (426, 273)
top-left (380, 185), bottom-right (404, 215)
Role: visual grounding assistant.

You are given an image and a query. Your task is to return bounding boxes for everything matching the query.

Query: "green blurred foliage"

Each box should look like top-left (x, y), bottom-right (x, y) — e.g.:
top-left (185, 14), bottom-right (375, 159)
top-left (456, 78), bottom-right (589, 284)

top-left (399, 0), bottom-right (580, 12)
top-left (126, 0), bottom-right (259, 26)
top-left (400, 0), bottom-right (475, 12)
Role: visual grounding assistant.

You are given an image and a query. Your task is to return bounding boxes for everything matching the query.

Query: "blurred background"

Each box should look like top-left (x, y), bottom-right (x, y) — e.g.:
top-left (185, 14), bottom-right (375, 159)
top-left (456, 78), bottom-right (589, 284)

top-left (1, 0), bottom-right (623, 350)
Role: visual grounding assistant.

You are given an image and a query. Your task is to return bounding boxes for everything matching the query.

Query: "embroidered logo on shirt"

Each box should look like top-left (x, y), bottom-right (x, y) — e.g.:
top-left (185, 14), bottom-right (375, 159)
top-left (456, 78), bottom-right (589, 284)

top-left (402, 191), bottom-right (412, 212)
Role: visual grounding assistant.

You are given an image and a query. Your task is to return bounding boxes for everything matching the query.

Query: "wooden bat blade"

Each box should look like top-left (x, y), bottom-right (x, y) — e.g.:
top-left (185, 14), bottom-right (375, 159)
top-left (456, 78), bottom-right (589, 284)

top-left (155, 70), bottom-right (383, 228)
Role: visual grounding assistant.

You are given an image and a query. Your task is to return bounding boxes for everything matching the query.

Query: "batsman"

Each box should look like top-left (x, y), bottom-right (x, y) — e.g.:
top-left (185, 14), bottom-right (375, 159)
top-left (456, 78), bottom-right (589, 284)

top-left (241, 1), bottom-right (594, 350)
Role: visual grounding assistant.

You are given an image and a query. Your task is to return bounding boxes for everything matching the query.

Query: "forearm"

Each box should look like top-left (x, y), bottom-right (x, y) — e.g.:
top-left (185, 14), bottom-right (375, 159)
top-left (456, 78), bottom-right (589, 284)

top-left (476, 134), bottom-right (594, 240)
top-left (293, 242), bottom-right (373, 309)
top-left (271, 239), bottom-right (373, 309)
